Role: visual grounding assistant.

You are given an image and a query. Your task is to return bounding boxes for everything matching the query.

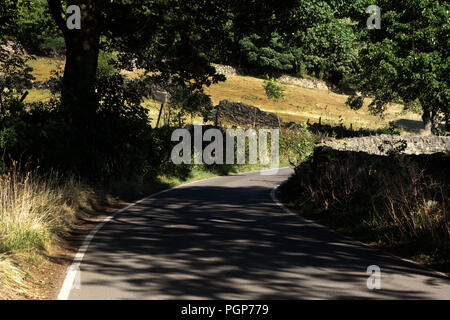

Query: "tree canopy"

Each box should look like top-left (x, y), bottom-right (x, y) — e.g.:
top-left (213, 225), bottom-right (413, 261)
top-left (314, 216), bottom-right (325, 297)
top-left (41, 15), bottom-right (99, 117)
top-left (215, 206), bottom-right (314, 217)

top-left (1, 0), bottom-right (449, 177)
top-left (354, 0), bottom-right (450, 132)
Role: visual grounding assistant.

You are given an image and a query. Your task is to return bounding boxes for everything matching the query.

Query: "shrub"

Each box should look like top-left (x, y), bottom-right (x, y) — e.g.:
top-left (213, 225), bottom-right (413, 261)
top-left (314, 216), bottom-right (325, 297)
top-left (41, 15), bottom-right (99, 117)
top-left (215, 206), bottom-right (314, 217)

top-left (1, 72), bottom-right (154, 182)
top-left (345, 95), bottom-right (364, 110)
top-left (263, 77), bottom-right (285, 101)
top-left (86, 74), bottom-right (153, 180)
top-left (279, 128), bottom-right (314, 165)
top-left (97, 51), bottom-right (118, 79)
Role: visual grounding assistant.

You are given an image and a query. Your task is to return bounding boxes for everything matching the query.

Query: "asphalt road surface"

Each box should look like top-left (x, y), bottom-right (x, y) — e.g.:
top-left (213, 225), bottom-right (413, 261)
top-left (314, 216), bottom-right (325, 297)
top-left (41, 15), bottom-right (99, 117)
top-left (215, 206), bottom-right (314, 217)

top-left (67, 168), bottom-right (450, 299)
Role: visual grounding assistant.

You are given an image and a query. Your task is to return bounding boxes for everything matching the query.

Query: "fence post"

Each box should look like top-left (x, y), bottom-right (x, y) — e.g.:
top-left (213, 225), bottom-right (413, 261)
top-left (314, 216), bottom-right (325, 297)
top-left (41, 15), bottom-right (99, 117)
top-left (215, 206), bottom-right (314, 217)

top-left (156, 103), bottom-right (164, 128)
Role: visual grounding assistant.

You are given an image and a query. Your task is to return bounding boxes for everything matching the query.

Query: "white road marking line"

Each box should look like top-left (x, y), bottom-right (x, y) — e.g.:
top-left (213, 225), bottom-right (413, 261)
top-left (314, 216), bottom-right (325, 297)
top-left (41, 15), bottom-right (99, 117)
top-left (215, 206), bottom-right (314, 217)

top-left (57, 176), bottom-right (223, 300)
top-left (57, 168), bottom-right (290, 300)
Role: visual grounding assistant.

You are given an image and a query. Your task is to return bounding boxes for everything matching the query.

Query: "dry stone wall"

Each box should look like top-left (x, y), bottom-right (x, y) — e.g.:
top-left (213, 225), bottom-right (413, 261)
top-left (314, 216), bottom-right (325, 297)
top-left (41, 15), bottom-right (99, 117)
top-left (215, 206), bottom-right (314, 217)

top-left (211, 63), bottom-right (238, 76)
top-left (209, 100), bottom-right (281, 128)
top-left (208, 100), bottom-right (315, 131)
top-left (319, 135), bottom-right (450, 155)
top-left (276, 75), bottom-right (330, 90)
top-left (210, 63), bottom-right (357, 94)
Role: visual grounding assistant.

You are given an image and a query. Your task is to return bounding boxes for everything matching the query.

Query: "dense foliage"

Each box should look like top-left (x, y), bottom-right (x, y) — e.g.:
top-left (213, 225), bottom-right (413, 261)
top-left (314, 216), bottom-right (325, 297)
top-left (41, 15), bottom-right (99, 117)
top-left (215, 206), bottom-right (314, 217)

top-left (353, 0), bottom-right (450, 133)
top-left (1, 0), bottom-right (449, 180)
top-left (240, 32), bottom-right (295, 73)
top-left (15, 0), bottom-right (64, 55)
top-left (263, 77), bottom-right (286, 101)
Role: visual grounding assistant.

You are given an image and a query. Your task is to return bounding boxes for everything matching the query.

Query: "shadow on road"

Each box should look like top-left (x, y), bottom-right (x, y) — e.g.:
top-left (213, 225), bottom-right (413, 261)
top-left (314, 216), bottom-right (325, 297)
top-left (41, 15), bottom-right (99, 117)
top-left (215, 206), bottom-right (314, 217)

top-left (74, 180), bottom-right (449, 299)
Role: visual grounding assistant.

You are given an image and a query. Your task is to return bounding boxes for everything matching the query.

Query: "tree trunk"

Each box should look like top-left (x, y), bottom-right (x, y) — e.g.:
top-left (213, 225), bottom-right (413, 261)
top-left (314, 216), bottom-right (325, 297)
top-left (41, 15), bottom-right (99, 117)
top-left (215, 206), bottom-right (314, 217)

top-left (62, 32), bottom-right (100, 122)
top-left (421, 110), bottom-right (432, 135)
top-left (48, 1), bottom-right (100, 124)
top-left (47, 0), bottom-right (101, 175)
top-left (421, 108), bottom-right (441, 135)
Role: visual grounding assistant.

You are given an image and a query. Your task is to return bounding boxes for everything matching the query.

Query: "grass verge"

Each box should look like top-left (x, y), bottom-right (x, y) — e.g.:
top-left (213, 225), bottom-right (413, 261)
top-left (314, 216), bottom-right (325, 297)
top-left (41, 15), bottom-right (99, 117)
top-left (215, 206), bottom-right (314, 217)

top-left (279, 150), bottom-right (450, 275)
top-left (0, 159), bottom-right (296, 299)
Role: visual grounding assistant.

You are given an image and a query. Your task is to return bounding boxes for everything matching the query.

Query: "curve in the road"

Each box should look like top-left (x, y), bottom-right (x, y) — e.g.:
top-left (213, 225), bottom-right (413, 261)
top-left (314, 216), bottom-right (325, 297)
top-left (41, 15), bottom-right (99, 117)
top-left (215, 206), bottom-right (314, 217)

top-left (60, 168), bottom-right (449, 299)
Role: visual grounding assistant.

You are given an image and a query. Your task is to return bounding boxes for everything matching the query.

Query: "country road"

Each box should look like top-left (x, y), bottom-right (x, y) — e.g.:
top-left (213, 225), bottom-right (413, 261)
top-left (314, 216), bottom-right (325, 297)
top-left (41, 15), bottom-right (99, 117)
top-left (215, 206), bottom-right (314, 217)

top-left (65, 168), bottom-right (450, 299)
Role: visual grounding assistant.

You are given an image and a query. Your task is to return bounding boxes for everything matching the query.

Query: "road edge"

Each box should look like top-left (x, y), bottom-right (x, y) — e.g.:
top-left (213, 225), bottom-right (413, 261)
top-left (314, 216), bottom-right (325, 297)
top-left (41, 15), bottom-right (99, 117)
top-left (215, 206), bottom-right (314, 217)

top-left (271, 181), bottom-right (450, 280)
top-left (57, 167), bottom-right (290, 300)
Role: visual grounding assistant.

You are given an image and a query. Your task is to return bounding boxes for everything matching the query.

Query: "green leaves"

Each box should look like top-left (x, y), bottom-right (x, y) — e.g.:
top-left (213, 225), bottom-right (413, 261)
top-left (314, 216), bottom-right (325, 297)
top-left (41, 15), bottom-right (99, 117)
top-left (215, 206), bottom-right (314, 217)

top-left (0, 42), bottom-right (34, 116)
top-left (355, 0), bottom-right (450, 126)
top-left (346, 95), bottom-right (364, 110)
top-left (263, 77), bottom-right (286, 101)
top-left (240, 33), bottom-right (295, 72)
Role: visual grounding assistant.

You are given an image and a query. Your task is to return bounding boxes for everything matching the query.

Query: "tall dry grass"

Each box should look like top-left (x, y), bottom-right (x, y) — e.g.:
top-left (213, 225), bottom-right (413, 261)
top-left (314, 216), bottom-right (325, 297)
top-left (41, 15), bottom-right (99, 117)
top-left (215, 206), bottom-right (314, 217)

top-left (374, 167), bottom-right (449, 245)
top-left (283, 151), bottom-right (450, 264)
top-left (0, 165), bottom-right (84, 253)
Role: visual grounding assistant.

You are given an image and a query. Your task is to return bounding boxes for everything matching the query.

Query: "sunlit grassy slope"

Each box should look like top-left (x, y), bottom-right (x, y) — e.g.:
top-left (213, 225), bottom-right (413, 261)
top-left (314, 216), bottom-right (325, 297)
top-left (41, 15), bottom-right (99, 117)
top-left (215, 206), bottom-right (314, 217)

top-left (27, 56), bottom-right (423, 133)
top-left (204, 75), bottom-right (423, 133)
top-left (25, 89), bottom-right (54, 103)
top-left (27, 56), bottom-right (64, 82)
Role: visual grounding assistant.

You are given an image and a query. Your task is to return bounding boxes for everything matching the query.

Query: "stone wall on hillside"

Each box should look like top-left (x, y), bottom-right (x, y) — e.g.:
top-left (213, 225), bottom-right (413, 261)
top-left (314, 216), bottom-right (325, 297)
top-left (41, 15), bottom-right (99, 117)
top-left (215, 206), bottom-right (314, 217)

top-left (210, 63), bottom-right (358, 94)
top-left (319, 135), bottom-right (450, 155)
top-left (211, 63), bottom-right (238, 76)
top-left (276, 75), bottom-right (356, 95)
top-left (209, 100), bottom-right (282, 128)
top-left (276, 75), bottom-right (330, 90)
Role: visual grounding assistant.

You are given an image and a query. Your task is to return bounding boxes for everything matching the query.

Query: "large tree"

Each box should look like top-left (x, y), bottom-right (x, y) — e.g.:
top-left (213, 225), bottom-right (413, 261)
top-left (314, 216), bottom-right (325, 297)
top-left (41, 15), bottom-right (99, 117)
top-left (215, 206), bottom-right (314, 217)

top-left (250, 0), bottom-right (362, 82)
top-left (45, 1), bottom-right (233, 124)
top-left (288, 1), bottom-right (359, 82)
top-left (44, 0), bottom-right (305, 123)
top-left (239, 32), bottom-right (296, 73)
top-left (354, 0), bottom-right (449, 133)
